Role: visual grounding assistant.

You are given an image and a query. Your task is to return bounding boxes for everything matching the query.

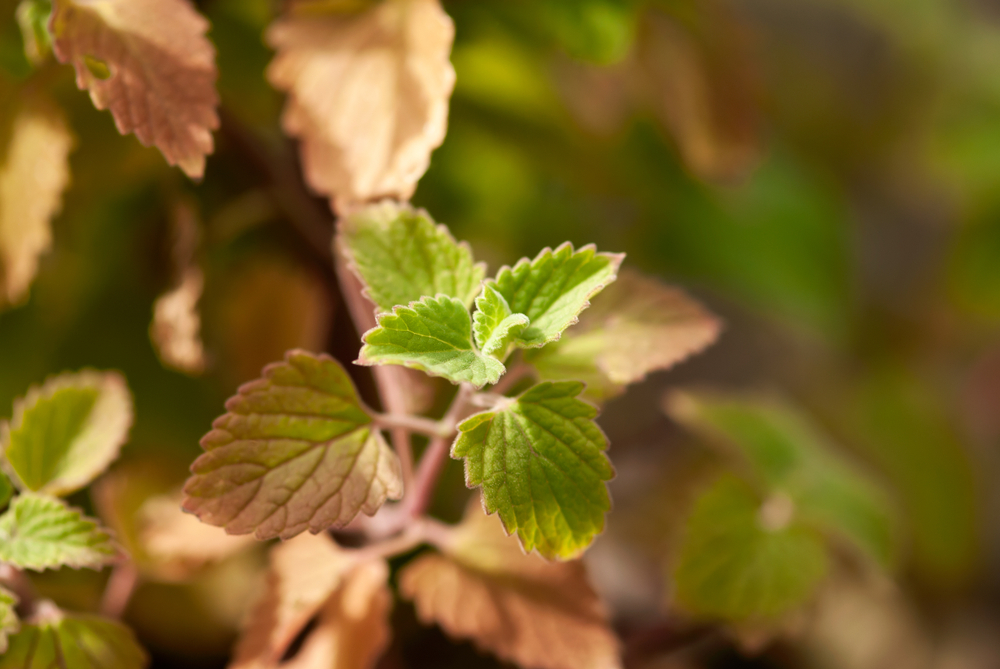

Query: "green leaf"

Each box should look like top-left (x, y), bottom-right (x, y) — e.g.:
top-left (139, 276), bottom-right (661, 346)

top-left (337, 201), bottom-right (486, 313)
top-left (667, 392), bottom-right (896, 568)
top-left (674, 476), bottom-right (828, 621)
top-left (451, 381), bottom-right (613, 559)
top-left (0, 587), bottom-right (18, 654)
top-left (0, 610), bottom-right (147, 669)
top-left (0, 494), bottom-right (118, 571)
top-left (489, 243), bottom-right (623, 348)
top-left (527, 269), bottom-right (720, 401)
top-left (472, 283), bottom-right (530, 359)
top-left (183, 350), bottom-right (403, 540)
top-left (2, 370), bottom-right (133, 496)
top-left (357, 295), bottom-right (505, 388)
top-left (16, 0), bottom-right (53, 65)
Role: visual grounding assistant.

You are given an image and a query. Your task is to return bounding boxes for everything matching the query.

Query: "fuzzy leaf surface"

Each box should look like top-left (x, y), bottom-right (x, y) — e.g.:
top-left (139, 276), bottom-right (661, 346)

top-left (232, 533), bottom-right (391, 669)
top-left (674, 476), bottom-right (828, 621)
top-left (400, 501), bottom-right (621, 669)
top-left (183, 350), bottom-right (402, 540)
top-left (667, 392), bottom-right (896, 567)
top-left (0, 612), bottom-right (147, 669)
top-left (49, 0), bottom-right (219, 178)
top-left (489, 243), bottom-right (623, 348)
top-left (473, 284), bottom-right (530, 359)
top-left (451, 382), bottom-right (613, 559)
top-left (3, 370), bottom-right (133, 497)
top-left (358, 295), bottom-right (504, 388)
top-left (0, 95), bottom-right (72, 307)
top-left (0, 494), bottom-right (117, 571)
top-left (267, 0), bottom-right (455, 210)
top-left (0, 587), bottom-right (17, 654)
top-left (338, 202), bottom-right (485, 313)
top-left (528, 269), bottom-right (721, 400)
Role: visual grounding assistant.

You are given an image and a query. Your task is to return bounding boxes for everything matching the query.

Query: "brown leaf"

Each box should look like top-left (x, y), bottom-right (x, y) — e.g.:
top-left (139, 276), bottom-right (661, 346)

top-left (399, 502), bottom-right (622, 669)
top-left (0, 95), bottom-right (72, 307)
top-left (231, 533), bottom-right (391, 669)
top-left (151, 268), bottom-right (206, 374)
top-left (266, 0), bottom-right (456, 211)
top-left (50, 0), bottom-right (219, 178)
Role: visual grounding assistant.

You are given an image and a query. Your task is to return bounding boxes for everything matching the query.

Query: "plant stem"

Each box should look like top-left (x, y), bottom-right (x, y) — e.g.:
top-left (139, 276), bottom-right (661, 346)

top-left (373, 412), bottom-right (453, 438)
top-left (407, 383), bottom-right (475, 518)
top-left (100, 562), bottom-right (139, 619)
top-left (0, 564), bottom-right (37, 614)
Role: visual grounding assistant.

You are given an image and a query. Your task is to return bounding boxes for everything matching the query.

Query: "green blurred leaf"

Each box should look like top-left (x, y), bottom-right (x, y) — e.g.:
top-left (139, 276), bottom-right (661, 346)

top-left (337, 200), bottom-right (485, 314)
top-left (0, 610), bottom-right (147, 669)
top-left (472, 283), bottom-right (530, 359)
top-left (183, 350), bottom-right (402, 540)
top-left (490, 243), bottom-right (623, 348)
top-left (0, 493), bottom-right (117, 571)
top-left (527, 269), bottom-right (720, 401)
top-left (667, 392), bottom-right (897, 568)
top-left (0, 586), bottom-right (17, 654)
top-left (0, 472), bottom-right (11, 509)
top-left (674, 476), bottom-right (828, 622)
top-left (533, 0), bottom-right (637, 65)
top-left (15, 0), bottom-right (51, 65)
top-left (2, 370), bottom-right (133, 496)
top-left (451, 381), bottom-right (613, 559)
top-left (358, 295), bottom-right (505, 388)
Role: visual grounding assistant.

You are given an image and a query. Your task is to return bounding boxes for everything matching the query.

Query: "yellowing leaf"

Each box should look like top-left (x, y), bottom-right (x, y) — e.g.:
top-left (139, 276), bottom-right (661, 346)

top-left (232, 533), bottom-right (391, 669)
top-left (0, 95), bottom-right (72, 307)
top-left (3, 370), bottom-right (133, 497)
top-left (50, 0), bottom-right (219, 178)
top-left (528, 269), bottom-right (721, 401)
top-left (399, 502), bottom-right (621, 669)
top-left (0, 609), bottom-right (147, 669)
top-left (183, 350), bottom-right (403, 540)
top-left (266, 0), bottom-right (456, 210)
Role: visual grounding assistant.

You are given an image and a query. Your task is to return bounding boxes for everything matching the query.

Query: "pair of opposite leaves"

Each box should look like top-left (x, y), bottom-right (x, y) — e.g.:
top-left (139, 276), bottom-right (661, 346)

top-left (182, 201), bottom-right (720, 560)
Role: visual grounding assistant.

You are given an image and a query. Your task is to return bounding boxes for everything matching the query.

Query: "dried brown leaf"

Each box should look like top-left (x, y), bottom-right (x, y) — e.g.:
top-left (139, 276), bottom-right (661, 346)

top-left (266, 0), bottom-right (455, 211)
top-left (231, 533), bottom-right (390, 669)
top-left (151, 268), bottom-right (206, 374)
top-left (50, 0), bottom-right (219, 178)
top-left (0, 95), bottom-right (72, 307)
top-left (399, 503), bottom-right (622, 669)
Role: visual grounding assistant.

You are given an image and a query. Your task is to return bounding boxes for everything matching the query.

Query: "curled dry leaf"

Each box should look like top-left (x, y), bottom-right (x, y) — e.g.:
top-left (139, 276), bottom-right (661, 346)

top-left (49, 0), bottom-right (219, 178)
top-left (0, 95), bottom-right (72, 307)
top-left (151, 268), bottom-right (206, 375)
top-left (399, 502), bottom-right (622, 669)
top-left (266, 0), bottom-right (456, 211)
top-left (231, 533), bottom-right (391, 669)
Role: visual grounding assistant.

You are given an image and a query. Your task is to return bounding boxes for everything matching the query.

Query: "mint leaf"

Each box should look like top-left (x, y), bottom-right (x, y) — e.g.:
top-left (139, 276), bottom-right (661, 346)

top-left (472, 284), bottom-right (530, 359)
top-left (0, 587), bottom-right (17, 654)
top-left (674, 476), bottom-right (828, 621)
top-left (0, 611), bottom-right (147, 669)
top-left (527, 269), bottom-right (720, 400)
top-left (183, 350), bottom-right (403, 540)
top-left (489, 243), bottom-right (623, 348)
top-left (357, 295), bottom-right (505, 388)
top-left (338, 202), bottom-right (486, 313)
top-left (451, 381), bottom-right (613, 559)
top-left (0, 494), bottom-right (118, 571)
top-left (667, 392), bottom-right (896, 567)
top-left (2, 370), bottom-right (133, 496)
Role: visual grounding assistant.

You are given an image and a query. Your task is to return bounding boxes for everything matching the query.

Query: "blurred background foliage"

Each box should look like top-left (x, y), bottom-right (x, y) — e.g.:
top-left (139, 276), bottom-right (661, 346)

top-left (2, 0), bottom-right (1000, 667)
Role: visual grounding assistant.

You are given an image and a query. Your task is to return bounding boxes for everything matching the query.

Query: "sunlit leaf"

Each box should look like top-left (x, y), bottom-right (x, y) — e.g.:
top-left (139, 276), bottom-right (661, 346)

top-left (528, 269), bottom-right (721, 400)
top-left (232, 533), bottom-right (391, 669)
top-left (337, 201), bottom-right (485, 313)
top-left (0, 94), bottom-right (72, 308)
top-left (451, 381), bottom-right (613, 559)
top-left (674, 476), bottom-right (828, 621)
top-left (2, 370), bottom-right (133, 497)
top-left (0, 587), bottom-right (17, 654)
top-left (357, 295), bottom-right (505, 388)
top-left (0, 494), bottom-right (118, 571)
top-left (472, 283), bottom-right (530, 360)
top-left (400, 501), bottom-right (621, 669)
top-left (266, 0), bottom-right (455, 210)
top-left (183, 350), bottom-right (402, 540)
top-left (50, 0), bottom-right (219, 178)
top-left (489, 243), bottom-right (623, 349)
top-left (0, 609), bottom-right (147, 669)
top-left (667, 392), bottom-right (897, 568)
